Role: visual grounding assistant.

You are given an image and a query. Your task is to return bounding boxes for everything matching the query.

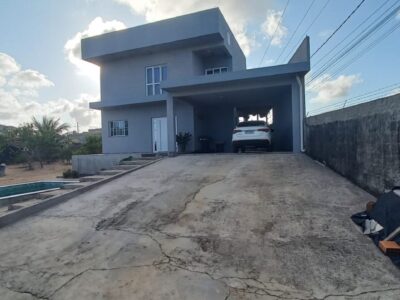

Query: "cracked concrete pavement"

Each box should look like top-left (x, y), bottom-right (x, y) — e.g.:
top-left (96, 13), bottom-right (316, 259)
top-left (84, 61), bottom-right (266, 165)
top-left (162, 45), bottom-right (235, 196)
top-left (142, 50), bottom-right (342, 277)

top-left (0, 154), bottom-right (400, 299)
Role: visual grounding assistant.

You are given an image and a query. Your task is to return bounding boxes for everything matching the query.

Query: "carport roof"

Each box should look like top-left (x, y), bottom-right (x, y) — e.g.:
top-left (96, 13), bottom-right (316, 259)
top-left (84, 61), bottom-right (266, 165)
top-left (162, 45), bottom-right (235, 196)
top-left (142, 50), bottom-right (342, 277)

top-left (161, 61), bottom-right (310, 94)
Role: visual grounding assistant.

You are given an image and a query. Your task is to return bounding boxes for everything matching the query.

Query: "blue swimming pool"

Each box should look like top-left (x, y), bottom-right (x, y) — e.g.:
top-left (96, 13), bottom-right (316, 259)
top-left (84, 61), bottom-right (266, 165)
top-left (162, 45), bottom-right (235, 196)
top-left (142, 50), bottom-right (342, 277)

top-left (0, 181), bottom-right (74, 199)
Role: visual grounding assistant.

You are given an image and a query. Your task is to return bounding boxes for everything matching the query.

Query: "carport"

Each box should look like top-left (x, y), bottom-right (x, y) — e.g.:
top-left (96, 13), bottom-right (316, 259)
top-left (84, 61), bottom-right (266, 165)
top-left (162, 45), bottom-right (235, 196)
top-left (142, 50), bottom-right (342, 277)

top-left (185, 85), bottom-right (293, 152)
top-left (162, 62), bottom-right (308, 153)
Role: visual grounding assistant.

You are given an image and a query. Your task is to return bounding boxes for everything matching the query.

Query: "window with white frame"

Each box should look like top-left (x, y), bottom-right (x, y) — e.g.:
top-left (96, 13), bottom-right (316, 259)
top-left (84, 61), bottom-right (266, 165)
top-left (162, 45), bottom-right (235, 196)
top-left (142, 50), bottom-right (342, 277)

top-left (146, 65), bottom-right (167, 96)
top-left (108, 120), bottom-right (128, 137)
top-left (205, 67), bottom-right (228, 75)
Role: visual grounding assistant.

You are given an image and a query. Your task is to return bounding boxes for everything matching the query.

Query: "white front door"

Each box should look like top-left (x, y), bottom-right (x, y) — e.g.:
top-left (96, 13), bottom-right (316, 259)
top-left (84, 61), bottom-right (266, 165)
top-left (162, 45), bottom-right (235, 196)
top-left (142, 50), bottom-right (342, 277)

top-left (152, 117), bottom-right (168, 152)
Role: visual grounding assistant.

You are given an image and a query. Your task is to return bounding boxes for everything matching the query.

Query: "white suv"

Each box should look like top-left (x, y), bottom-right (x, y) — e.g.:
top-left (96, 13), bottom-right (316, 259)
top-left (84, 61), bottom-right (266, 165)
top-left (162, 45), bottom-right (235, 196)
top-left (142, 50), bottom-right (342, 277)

top-left (232, 121), bottom-right (272, 153)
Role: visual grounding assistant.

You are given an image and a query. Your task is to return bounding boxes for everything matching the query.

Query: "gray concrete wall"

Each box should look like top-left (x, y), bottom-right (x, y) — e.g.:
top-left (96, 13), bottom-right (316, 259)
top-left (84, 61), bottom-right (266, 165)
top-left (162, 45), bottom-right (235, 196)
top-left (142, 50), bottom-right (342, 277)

top-left (194, 105), bottom-right (235, 152)
top-left (101, 103), bottom-right (166, 154)
top-left (305, 93), bottom-right (400, 194)
top-left (101, 47), bottom-right (199, 105)
top-left (72, 153), bottom-right (141, 175)
top-left (101, 100), bottom-right (194, 154)
top-left (273, 90), bottom-right (293, 151)
top-left (100, 42), bottom-right (239, 106)
top-left (175, 99), bottom-right (195, 151)
top-left (289, 36), bottom-right (310, 65)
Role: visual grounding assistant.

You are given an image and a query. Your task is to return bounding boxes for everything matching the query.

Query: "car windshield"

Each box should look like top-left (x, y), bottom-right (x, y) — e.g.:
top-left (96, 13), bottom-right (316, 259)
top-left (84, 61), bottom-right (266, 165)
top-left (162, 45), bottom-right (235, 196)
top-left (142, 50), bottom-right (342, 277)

top-left (237, 121), bottom-right (266, 127)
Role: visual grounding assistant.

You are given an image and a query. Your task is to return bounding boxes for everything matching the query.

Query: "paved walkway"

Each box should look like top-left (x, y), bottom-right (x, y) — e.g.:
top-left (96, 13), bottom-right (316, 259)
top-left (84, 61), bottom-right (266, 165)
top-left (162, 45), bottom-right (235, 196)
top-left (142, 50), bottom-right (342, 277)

top-left (0, 154), bottom-right (399, 299)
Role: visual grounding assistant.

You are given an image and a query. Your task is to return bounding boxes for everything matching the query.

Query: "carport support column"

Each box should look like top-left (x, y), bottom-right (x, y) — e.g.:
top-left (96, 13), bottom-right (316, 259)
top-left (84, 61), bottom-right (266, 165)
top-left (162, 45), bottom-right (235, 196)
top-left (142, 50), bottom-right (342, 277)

top-left (166, 95), bottom-right (176, 156)
top-left (291, 81), bottom-right (301, 153)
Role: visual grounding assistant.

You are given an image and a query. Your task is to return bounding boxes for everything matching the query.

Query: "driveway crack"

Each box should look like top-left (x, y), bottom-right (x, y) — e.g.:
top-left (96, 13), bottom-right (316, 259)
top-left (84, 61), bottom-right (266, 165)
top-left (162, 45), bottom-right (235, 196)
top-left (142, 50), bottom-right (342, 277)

top-left (48, 262), bottom-right (168, 298)
top-left (1, 284), bottom-right (49, 300)
top-left (150, 176), bottom-right (226, 229)
top-left (103, 227), bottom-right (312, 300)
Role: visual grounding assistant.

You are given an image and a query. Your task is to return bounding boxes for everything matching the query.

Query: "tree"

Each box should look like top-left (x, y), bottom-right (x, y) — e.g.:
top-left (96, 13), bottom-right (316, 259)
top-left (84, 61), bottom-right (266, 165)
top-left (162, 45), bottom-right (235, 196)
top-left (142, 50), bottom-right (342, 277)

top-left (0, 130), bottom-right (20, 164)
top-left (81, 135), bottom-right (102, 154)
top-left (59, 134), bottom-right (74, 164)
top-left (32, 116), bottom-right (70, 167)
top-left (13, 124), bottom-right (37, 170)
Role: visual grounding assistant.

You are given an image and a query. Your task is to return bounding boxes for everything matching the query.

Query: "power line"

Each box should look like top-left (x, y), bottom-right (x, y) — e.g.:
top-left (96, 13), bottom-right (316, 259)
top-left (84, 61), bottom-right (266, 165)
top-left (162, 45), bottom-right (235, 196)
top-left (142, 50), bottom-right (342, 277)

top-left (308, 82), bottom-right (400, 111)
top-left (282, 0), bottom-right (331, 63)
top-left (311, 0), bottom-right (366, 58)
top-left (307, 4), bottom-right (400, 89)
top-left (275, 0), bottom-right (317, 64)
top-left (316, 21), bottom-right (400, 86)
top-left (306, 3), bottom-right (400, 86)
top-left (311, 0), bottom-right (397, 72)
top-left (308, 25), bottom-right (399, 94)
top-left (307, 82), bottom-right (400, 115)
top-left (258, 0), bottom-right (290, 67)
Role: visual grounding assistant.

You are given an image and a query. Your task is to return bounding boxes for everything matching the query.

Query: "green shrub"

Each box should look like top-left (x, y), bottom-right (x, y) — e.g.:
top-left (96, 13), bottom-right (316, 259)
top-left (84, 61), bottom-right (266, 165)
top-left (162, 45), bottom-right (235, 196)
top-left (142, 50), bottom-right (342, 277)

top-left (63, 169), bottom-right (79, 178)
top-left (83, 135), bottom-right (102, 154)
top-left (176, 132), bottom-right (192, 153)
top-left (120, 156), bottom-right (133, 162)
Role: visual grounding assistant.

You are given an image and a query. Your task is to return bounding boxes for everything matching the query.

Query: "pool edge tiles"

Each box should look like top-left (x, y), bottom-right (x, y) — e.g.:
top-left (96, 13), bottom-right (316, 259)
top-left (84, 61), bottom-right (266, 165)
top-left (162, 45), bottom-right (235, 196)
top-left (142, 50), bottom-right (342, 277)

top-left (0, 181), bottom-right (79, 205)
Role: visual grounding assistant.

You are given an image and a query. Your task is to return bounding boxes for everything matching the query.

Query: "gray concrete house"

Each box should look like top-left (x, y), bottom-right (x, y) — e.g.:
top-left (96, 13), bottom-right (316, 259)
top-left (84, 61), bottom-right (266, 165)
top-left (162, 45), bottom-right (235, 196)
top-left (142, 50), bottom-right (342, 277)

top-left (81, 8), bottom-right (310, 154)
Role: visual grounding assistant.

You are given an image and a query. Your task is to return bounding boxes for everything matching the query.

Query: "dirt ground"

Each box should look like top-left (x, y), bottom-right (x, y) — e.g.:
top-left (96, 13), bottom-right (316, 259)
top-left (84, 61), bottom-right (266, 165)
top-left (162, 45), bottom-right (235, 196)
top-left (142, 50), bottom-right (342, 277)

top-left (0, 154), bottom-right (400, 299)
top-left (0, 162), bottom-right (70, 186)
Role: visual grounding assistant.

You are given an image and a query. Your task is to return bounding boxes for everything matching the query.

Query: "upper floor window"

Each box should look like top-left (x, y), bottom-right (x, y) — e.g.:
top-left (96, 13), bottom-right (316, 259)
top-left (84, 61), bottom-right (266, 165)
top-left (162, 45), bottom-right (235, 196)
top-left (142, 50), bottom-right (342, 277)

top-left (109, 120), bottom-right (128, 137)
top-left (205, 67), bottom-right (228, 75)
top-left (146, 65), bottom-right (167, 96)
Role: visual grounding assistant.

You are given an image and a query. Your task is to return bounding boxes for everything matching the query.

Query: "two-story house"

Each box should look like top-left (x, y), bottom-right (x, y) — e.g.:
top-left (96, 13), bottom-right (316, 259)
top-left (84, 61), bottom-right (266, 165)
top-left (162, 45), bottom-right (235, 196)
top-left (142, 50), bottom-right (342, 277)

top-left (81, 8), bottom-right (310, 154)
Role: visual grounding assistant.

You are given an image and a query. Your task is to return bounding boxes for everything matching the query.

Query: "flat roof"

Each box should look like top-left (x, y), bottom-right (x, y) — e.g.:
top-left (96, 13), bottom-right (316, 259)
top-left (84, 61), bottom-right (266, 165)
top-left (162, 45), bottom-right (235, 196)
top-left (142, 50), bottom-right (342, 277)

top-left (81, 8), bottom-right (227, 63)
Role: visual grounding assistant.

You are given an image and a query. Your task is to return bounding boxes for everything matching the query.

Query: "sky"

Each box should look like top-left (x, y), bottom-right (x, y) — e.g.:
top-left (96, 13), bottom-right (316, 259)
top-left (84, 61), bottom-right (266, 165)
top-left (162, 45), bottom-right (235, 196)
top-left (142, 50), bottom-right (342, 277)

top-left (0, 0), bottom-right (399, 131)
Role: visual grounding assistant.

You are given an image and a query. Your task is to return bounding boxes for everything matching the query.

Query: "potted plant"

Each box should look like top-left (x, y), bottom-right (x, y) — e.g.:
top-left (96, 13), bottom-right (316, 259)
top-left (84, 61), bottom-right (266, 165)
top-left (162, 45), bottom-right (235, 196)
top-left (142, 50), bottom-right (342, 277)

top-left (176, 132), bottom-right (192, 153)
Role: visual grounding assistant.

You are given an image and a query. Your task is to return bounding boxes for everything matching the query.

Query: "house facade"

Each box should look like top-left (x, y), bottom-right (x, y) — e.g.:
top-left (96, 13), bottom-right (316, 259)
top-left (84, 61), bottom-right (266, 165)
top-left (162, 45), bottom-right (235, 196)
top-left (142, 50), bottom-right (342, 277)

top-left (81, 8), bottom-right (310, 154)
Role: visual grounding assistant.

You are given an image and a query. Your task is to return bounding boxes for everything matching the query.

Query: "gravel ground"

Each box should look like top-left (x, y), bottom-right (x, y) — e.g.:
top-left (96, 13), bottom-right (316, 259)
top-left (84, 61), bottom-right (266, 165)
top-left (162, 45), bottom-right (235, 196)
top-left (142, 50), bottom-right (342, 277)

top-left (0, 162), bottom-right (69, 186)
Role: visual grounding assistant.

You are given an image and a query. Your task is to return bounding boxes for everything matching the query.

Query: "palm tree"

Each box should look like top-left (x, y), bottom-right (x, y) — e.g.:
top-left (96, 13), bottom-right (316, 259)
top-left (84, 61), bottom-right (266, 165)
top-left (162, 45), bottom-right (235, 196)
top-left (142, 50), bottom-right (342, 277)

top-left (32, 116), bottom-right (69, 135)
top-left (32, 117), bottom-right (70, 167)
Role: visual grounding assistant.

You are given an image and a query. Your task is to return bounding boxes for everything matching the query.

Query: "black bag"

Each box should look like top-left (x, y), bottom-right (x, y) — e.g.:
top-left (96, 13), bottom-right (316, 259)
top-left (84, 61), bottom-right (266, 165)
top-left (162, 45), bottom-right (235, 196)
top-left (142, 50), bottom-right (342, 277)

top-left (369, 187), bottom-right (400, 240)
top-left (351, 187), bottom-right (400, 268)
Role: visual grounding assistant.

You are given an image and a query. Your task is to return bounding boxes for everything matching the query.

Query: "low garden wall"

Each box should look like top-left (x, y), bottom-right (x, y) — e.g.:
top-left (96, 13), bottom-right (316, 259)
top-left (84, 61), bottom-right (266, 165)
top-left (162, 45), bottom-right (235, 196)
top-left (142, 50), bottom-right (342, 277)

top-left (72, 153), bottom-right (141, 175)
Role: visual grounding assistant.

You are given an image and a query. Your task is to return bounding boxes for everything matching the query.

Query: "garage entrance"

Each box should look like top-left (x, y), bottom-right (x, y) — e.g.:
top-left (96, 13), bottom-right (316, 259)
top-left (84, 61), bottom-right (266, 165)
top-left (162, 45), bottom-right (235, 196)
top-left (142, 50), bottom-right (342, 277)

top-left (180, 84), bottom-right (294, 153)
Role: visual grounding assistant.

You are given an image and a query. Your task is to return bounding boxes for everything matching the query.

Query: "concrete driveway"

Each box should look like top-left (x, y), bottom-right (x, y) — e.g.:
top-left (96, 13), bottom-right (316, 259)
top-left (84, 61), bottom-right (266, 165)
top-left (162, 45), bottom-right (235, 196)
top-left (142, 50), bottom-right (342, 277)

top-left (0, 154), bottom-right (399, 300)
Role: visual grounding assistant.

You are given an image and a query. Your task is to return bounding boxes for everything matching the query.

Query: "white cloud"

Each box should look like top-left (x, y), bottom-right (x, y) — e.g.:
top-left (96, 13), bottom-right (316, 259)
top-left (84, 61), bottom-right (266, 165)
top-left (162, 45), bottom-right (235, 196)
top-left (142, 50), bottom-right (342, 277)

top-left (64, 17), bottom-right (126, 79)
top-left (0, 53), bottom-right (20, 76)
top-left (68, 94), bottom-right (101, 128)
top-left (114, 0), bottom-right (274, 56)
top-left (230, 23), bottom-right (256, 56)
top-left (261, 9), bottom-right (288, 46)
top-left (0, 53), bottom-right (20, 87)
top-left (0, 76), bottom-right (6, 87)
top-left (307, 74), bottom-right (362, 104)
top-left (0, 52), bottom-right (100, 131)
top-left (8, 69), bottom-right (54, 89)
top-left (0, 53), bottom-right (54, 101)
